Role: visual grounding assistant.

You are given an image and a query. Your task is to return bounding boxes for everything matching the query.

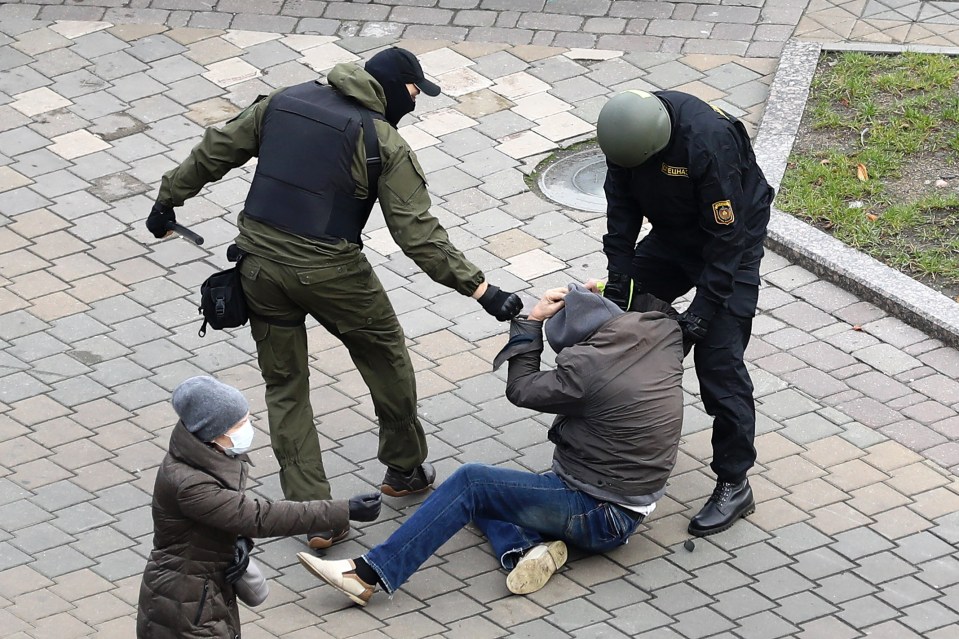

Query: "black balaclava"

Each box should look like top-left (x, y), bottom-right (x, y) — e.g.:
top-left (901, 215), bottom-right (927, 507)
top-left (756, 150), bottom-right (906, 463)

top-left (365, 47), bottom-right (439, 127)
top-left (378, 76), bottom-right (415, 127)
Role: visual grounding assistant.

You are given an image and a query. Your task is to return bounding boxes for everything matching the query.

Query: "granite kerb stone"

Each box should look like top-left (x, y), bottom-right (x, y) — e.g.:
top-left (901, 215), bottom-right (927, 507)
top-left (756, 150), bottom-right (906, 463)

top-left (755, 39), bottom-right (959, 349)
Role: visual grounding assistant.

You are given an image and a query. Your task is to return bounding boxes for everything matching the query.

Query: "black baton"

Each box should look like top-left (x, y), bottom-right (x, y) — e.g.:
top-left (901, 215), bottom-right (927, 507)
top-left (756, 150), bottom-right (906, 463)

top-left (170, 223), bottom-right (204, 246)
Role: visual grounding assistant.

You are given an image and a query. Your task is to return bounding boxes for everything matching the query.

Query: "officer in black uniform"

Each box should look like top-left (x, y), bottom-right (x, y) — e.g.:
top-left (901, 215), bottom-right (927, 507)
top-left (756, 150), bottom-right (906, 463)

top-left (595, 89), bottom-right (774, 537)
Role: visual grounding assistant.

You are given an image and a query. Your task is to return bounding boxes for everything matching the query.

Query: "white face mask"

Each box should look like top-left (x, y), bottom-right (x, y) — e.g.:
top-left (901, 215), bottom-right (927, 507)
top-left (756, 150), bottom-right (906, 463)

top-left (224, 419), bottom-right (254, 456)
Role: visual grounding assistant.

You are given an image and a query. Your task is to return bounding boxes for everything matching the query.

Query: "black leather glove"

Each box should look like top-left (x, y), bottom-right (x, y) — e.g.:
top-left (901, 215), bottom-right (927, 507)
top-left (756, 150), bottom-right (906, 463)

top-left (478, 284), bottom-right (523, 321)
top-left (678, 310), bottom-right (710, 346)
top-left (225, 536), bottom-right (253, 584)
top-left (146, 201), bottom-right (176, 239)
top-left (600, 271), bottom-right (634, 311)
top-left (348, 492), bottom-right (382, 522)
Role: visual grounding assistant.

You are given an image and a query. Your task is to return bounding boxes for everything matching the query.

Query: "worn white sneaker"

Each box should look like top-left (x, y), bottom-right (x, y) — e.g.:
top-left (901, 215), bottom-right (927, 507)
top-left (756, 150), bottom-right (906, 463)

top-left (506, 540), bottom-right (568, 595)
top-left (296, 553), bottom-right (375, 606)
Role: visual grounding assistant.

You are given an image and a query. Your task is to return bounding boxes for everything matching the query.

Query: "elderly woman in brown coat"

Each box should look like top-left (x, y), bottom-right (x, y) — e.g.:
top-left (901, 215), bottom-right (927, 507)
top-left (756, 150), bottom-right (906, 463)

top-left (136, 376), bottom-right (381, 638)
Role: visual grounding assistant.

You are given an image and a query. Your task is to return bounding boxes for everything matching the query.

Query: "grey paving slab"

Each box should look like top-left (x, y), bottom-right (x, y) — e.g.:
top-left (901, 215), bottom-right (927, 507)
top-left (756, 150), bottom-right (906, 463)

top-left (25, 480), bottom-right (93, 514)
top-left (0, 542), bottom-right (41, 572)
top-left (777, 591), bottom-right (841, 626)
top-left (836, 594), bottom-right (900, 629)
top-left (0, 127), bottom-right (49, 157)
top-left (549, 74), bottom-right (608, 102)
top-left (894, 531), bottom-right (957, 564)
top-left (0, 500), bottom-right (53, 531)
top-left (672, 607), bottom-right (738, 639)
top-left (9, 521), bottom-right (77, 556)
top-left (917, 556), bottom-right (959, 591)
top-left (855, 552), bottom-right (920, 587)
top-left (471, 109), bottom-right (537, 140)
top-left (875, 574), bottom-right (940, 609)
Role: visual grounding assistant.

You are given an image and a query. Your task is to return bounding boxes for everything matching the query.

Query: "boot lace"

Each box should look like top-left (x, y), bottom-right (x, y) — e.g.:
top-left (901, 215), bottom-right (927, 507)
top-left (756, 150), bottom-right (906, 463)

top-left (709, 481), bottom-right (736, 505)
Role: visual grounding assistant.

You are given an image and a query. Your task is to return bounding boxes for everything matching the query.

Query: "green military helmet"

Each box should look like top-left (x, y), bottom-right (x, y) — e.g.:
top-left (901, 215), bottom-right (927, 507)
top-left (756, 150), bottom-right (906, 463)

top-left (597, 90), bottom-right (671, 168)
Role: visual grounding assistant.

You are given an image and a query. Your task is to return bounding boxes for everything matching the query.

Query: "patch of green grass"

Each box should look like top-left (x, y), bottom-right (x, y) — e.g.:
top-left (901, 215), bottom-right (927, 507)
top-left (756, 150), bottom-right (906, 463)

top-left (847, 194), bottom-right (959, 273)
top-left (943, 97), bottom-right (959, 122)
top-left (778, 51), bottom-right (959, 295)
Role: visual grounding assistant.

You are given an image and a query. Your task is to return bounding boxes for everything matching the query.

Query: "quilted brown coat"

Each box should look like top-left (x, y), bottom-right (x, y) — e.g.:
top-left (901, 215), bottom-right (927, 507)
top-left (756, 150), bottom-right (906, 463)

top-left (136, 422), bottom-right (349, 638)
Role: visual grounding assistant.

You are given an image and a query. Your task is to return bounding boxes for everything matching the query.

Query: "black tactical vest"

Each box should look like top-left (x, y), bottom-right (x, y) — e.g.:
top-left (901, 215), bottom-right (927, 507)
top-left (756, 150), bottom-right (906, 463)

top-left (244, 81), bottom-right (382, 244)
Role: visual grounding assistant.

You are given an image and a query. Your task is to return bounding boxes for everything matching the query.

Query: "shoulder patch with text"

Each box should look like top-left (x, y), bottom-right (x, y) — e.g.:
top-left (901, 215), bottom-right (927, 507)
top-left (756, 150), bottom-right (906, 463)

top-left (712, 200), bottom-right (735, 225)
top-left (661, 163), bottom-right (688, 177)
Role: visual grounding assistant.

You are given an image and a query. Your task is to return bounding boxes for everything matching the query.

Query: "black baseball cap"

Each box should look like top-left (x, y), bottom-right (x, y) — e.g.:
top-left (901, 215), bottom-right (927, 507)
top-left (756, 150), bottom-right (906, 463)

top-left (366, 47), bottom-right (441, 96)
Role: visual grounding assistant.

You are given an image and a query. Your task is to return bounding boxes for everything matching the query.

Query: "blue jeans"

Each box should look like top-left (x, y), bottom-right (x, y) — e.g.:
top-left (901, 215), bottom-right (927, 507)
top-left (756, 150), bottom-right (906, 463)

top-left (364, 463), bottom-right (643, 593)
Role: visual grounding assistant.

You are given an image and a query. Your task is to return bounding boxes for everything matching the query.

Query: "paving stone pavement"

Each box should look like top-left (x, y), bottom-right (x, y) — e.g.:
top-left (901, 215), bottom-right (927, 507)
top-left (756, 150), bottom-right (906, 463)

top-left (1, 2), bottom-right (959, 639)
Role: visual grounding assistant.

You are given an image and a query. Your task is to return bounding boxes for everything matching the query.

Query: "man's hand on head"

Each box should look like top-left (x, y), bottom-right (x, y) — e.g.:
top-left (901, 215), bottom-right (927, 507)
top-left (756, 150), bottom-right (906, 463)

top-left (528, 287), bottom-right (568, 321)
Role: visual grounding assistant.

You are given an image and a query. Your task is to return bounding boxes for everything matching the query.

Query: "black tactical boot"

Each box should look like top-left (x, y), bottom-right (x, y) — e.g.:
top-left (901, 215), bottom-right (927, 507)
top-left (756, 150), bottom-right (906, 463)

top-left (381, 462), bottom-right (436, 497)
top-left (307, 527), bottom-right (349, 550)
top-left (688, 478), bottom-right (754, 537)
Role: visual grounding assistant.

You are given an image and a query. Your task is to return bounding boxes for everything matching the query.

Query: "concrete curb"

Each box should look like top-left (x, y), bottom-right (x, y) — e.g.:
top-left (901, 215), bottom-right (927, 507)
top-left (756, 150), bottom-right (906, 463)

top-left (755, 39), bottom-right (959, 348)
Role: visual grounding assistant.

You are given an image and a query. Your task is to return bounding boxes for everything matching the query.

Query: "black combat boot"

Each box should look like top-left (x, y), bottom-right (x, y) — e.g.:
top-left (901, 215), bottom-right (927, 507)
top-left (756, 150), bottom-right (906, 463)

top-left (688, 478), bottom-right (754, 537)
top-left (307, 527), bottom-right (349, 550)
top-left (381, 462), bottom-right (436, 497)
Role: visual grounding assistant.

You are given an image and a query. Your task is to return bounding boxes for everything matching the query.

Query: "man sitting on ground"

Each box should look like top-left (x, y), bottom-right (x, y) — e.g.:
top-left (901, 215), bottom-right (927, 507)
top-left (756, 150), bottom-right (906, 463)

top-left (297, 284), bottom-right (686, 605)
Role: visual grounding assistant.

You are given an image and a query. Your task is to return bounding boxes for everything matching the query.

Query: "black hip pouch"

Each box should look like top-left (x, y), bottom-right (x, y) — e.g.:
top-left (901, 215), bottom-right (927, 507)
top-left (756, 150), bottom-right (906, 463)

top-left (198, 261), bottom-right (248, 337)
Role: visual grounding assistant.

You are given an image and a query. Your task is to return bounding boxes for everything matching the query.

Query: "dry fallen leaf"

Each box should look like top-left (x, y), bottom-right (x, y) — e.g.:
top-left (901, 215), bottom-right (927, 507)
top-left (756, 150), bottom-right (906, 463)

top-left (856, 163), bottom-right (869, 181)
top-left (866, 213), bottom-right (879, 221)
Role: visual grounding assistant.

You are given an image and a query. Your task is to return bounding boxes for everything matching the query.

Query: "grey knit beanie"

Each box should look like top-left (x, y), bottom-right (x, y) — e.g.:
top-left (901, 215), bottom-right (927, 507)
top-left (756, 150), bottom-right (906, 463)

top-left (545, 283), bottom-right (623, 353)
top-left (172, 376), bottom-right (249, 442)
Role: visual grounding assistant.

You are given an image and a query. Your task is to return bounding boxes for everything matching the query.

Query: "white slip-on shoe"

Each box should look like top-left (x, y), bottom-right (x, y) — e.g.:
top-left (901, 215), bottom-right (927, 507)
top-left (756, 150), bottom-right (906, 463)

top-left (296, 553), bottom-right (375, 606)
top-left (505, 540), bottom-right (568, 595)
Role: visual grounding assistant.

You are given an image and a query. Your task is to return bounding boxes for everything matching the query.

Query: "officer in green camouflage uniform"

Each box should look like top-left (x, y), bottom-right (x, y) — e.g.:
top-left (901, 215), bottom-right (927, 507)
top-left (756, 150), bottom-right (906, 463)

top-left (146, 48), bottom-right (523, 550)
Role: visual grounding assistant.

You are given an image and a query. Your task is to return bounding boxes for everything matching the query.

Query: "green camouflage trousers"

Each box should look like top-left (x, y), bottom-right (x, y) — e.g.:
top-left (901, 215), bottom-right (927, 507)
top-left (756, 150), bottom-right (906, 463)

top-left (239, 241), bottom-right (428, 502)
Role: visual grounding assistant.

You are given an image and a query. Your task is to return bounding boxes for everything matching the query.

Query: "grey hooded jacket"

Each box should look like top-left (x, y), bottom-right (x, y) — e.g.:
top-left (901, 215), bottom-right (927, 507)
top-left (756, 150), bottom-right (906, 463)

top-left (503, 304), bottom-right (684, 505)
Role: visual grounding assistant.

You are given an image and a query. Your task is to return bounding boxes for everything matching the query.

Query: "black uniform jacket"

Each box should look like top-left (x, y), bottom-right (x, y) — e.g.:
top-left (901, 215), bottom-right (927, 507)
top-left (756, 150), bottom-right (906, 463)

top-left (603, 90), bottom-right (773, 321)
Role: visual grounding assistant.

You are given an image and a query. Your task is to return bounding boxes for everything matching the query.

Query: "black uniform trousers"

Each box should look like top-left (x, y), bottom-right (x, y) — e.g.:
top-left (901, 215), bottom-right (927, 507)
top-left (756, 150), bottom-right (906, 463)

top-left (629, 233), bottom-right (758, 483)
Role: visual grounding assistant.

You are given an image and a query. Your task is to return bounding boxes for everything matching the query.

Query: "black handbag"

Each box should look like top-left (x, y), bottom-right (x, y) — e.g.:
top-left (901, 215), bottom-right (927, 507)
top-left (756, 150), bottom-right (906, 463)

top-left (198, 263), bottom-right (248, 337)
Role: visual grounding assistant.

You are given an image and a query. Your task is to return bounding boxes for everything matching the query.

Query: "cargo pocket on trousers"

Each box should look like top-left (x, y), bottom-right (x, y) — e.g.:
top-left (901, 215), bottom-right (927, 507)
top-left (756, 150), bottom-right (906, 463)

top-left (251, 317), bottom-right (269, 342)
top-left (250, 316), bottom-right (299, 378)
top-left (239, 256), bottom-right (261, 283)
top-left (726, 280), bottom-right (759, 319)
top-left (334, 260), bottom-right (395, 334)
top-left (238, 255), bottom-right (262, 316)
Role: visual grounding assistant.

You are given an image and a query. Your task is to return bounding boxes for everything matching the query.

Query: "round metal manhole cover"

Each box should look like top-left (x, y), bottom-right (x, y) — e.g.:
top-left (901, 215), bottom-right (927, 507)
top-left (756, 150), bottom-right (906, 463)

top-left (538, 149), bottom-right (608, 213)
